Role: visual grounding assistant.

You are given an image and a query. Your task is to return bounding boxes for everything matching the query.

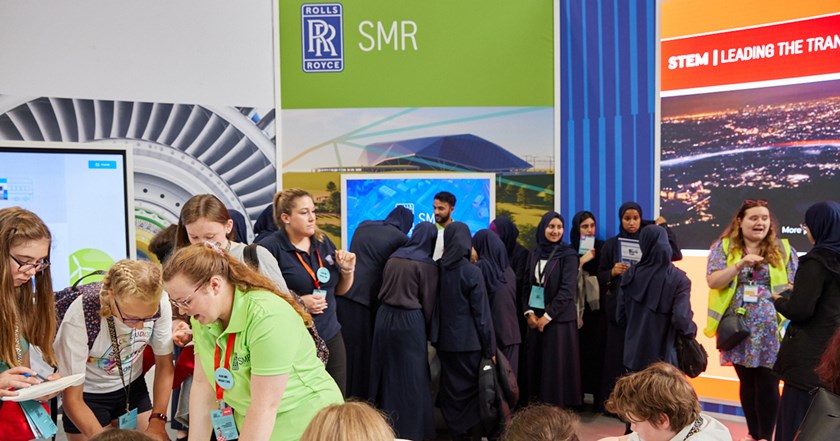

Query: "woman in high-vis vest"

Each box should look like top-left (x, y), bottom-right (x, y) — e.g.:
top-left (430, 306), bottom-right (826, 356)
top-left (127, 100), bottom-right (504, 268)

top-left (705, 200), bottom-right (797, 441)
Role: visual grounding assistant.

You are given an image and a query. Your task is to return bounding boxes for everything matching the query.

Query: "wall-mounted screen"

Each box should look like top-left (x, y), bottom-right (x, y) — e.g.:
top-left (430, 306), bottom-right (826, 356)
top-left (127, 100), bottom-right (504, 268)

top-left (0, 142), bottom-right (134, 288)
top-left (341, 173), bottom-right (496, 249)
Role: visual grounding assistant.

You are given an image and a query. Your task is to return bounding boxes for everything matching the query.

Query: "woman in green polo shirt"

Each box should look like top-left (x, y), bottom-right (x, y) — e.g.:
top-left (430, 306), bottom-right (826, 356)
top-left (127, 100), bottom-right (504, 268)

top-left (162, 241), bottom-right (343, 441)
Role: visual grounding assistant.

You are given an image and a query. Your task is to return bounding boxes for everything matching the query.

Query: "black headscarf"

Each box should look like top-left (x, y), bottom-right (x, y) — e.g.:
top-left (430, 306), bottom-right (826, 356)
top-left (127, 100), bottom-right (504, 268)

top-left (535, 211), bottom-right (576, 260)
top-left (441, 222), bottom-right (472, 269)
top-left (384, 205), bottom-right (414, 235)
top-left (472, 229), bottom-right (509, 292)
top-left (490, 216), bottom-right (519, 259)
top-left (390, 222), bottom-right (437, 265)
top-left (228, 208), bottom-right (249, 244)
top-left (620, 226), bottom-right (675, 313)
top-left (618, 202), bottom-right (643, 240)
top-left (805, 201), bottom-right (840, 255)
top-left (570, 211), bottom-right (596, 252)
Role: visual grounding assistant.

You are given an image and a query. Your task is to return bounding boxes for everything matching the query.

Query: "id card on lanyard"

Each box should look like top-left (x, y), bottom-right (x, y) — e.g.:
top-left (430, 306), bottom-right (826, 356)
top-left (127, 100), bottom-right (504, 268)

top-left (743, 270), bottom-right (759, 304)
top-left (106, 317), bottom-right (138, 430)
top-left (212, 333), bottom-right (240, 441)
top-left (529, 246), bottom-right (559, 310)
top-left (296, 248), bottom-right (331, 295)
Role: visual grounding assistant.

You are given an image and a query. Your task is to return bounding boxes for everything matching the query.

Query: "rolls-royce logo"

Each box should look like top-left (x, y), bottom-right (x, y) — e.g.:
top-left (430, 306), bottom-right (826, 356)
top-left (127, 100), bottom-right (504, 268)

top-left (301, 3), bottom-right (344, 73)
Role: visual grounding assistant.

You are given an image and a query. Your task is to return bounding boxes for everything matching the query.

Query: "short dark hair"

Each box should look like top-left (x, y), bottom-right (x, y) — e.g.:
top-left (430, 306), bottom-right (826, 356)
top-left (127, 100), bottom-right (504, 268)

top-left (502, 404), bottom-right (579, 441)
top-left (434, 191), bottom-right (456, 206)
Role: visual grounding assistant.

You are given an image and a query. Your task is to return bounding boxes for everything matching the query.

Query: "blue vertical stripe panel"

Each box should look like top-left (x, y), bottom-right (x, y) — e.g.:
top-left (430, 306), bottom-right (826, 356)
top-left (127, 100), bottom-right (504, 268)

top-left (560, 0), bottom-right (656, 239)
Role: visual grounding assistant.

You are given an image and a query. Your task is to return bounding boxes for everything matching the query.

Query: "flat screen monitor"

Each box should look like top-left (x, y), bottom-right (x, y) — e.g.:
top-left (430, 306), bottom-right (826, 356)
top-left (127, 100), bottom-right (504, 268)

top-left (0, 142), bottom-right (134, 289)
top-left (341, 173), bottom-right (495, 249)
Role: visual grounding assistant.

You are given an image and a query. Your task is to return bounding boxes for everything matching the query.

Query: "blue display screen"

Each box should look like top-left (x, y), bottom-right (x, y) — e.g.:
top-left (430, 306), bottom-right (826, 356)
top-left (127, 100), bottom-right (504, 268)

top-left (342, 175), bottom-right (495, 249)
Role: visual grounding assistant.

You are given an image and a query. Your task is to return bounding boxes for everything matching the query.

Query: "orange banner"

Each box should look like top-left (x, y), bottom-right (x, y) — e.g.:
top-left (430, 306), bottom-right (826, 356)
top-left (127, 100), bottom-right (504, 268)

top-left (662, 14), bottom-right (840, 92)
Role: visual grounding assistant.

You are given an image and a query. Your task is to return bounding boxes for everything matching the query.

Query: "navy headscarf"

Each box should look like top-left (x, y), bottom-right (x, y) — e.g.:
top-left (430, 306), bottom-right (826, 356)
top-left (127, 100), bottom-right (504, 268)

top-left (805, 201), bottom-right (840, 255)
top-left (384, 205), bottom-right (415, 235)
top-left (441, 222), bottom-right (473, 269)
top-left (228, 208), bottom-right (249, 244)
top-left (618, 202), bottom-right (643, 240)
top-left (489, 217), bottom-right (520, 259)
top-left (570, 211), bottom-right (596, 252)
top-left (620, 225), bottom-right (676, 313)
top-left (253, 204), bottom-right (277, 242)
top-left (473, 229), bottom-right (510, 292)
top-left (535, 211), bottom-right (576, 260)
top-left (390, 222), bottom-right (438, 265)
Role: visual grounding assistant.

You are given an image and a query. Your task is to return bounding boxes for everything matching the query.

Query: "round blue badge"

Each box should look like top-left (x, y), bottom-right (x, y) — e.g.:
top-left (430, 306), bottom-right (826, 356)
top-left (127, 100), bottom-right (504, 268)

top-left (316, 267), bottom-right (331, 284)
top-left (215, 367), bottom-right (234, 390)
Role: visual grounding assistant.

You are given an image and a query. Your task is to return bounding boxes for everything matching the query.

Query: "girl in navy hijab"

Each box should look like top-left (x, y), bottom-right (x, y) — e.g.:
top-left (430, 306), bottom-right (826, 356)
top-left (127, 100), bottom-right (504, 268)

top-left (434, 222), bottom-right (496, 440)
top-left (369, 222), bottom-right (439, 441)
top-left (523, 211), bottom-right (582, 407)
top-left (473, 229), bottom-right (521, 376)
top-left (570, 210), bottom-right (609, 410)
top-left (617, 225), bottom-right (696, 372)
top-left (773, 201), bottom-right (840, 441)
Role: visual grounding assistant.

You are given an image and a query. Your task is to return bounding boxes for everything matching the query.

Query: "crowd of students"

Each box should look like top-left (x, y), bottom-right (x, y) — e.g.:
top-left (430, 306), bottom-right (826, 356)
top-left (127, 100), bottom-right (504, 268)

top-left (1, 192), bottom-right (839, 441)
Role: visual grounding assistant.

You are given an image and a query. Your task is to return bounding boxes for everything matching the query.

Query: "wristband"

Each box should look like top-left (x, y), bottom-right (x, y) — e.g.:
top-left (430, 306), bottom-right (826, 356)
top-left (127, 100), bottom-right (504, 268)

top-left (148, 412), bottom-right (168, 423)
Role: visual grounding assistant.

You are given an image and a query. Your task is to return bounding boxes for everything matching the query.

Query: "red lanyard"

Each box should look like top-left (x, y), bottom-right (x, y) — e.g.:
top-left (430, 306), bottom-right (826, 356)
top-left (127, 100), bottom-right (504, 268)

top-left (214, 333), bottom-right (237, 402)
top-left (295, 248), bottom-right (324, 289)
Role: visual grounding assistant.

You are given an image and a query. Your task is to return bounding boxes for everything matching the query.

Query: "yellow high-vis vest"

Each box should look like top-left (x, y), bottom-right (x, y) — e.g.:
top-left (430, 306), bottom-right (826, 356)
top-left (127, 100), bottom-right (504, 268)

top-left (704, 238), bottom-right (791, 338)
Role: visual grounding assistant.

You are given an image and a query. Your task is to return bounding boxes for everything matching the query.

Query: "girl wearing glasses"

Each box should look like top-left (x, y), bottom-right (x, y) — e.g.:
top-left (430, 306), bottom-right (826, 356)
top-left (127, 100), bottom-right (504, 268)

top-left (705, 199), bottom-right (797, 441)
top-left (163, 242), bottom-right (343, 441)
top-left (55, 260), bottom-right (174, 441)
top-left (0, 207), bottom-right (62, 440)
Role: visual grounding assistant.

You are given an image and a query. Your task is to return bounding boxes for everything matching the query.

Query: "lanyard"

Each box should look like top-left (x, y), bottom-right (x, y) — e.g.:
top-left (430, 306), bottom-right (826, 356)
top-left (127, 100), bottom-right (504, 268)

top-left (537, 245), bottom-right (559, 287)
top-left (295, 248), bottom-right (324, 289)
top-left (214, 333), bottom-right (237, 404)
top-left (106, 317), bottom-right (132, 412)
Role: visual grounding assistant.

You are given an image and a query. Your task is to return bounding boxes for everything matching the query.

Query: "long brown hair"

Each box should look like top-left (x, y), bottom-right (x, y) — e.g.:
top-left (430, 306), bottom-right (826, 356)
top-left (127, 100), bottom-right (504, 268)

top-left (816, 328), bottom-right (840, 394)
top-left (162, 243), bottom-right (313, 329)
top-left (273, 189), bottom-right (325, 243)
top-left (98, 260), bottom-right (164, 318)
top-left (0, 207), bottom-right (57, 367)
top-left (175, 194), bottom-right (235, 249)
top-left (719, 200), bottom-right (784, 268)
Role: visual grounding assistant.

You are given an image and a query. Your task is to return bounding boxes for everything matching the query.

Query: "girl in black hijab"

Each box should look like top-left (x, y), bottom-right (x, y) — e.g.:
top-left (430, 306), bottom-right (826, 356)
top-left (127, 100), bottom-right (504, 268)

top-left (369, 222), bottom-right (439, 441)
top-left (434, 222), bottom-right (496, 440)
top-left (473, 229), bottom-right (521, 376)
top-left (616, 225), bottom-right (696, 372)
top-left (773, 201), bottom-right (840, 441)
top-left (570, 210), bottom-right (609, 411)
top-left (523, 211), bottom-right (582, 407)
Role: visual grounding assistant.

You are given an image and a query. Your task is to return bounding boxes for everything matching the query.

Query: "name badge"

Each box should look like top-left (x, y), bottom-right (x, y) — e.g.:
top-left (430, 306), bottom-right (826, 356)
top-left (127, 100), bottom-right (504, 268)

top-left (743, 285), bottom-right (759, 303)
top-left (118, 408), bottom-right (138, 430)
top-left (215, 367), bottom-right (235, 390)
top-left (20, 400), bottom-right (58, 439)
top-left (316, 267), bottom-right (331, 283)
top-left (529, 285), bottom-right (545, 309)
top-left (312, 289), bottom-right (327, 298)
top-left (211, 406), bottom-right (240, 441)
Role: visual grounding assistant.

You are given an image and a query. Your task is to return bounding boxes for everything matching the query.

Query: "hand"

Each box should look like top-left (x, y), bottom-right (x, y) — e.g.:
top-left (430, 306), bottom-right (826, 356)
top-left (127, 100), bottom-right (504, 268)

top-left (33, 372), bottom-right (63, 402)
top-left (737, 254), bottom-right (764, 270)
top-left (335, 249), bottom-right (356, 273)
top-left (611, 262), bottom-right (629, 277)
top-left (526, 314), bottom-right (538, 329)
top-left (0, 366), bottom-right (41, 398)
top-left (655, 216), bottom-right (667, 225)
top-left (537, 316), bottom-right (551, 332)
top-left (491, 356), bottom-right (497, 365)
top-left (580, 249), bottom-right (596, 266)
top-left (145, 418), bottom-right (169, 441)
top-left (172, 320), bottom-right (193, 347)
top-left (301, 294), bottom-right (328, 314)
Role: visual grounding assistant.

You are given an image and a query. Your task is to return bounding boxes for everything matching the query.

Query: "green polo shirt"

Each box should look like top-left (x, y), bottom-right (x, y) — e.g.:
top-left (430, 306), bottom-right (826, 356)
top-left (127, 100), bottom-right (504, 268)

top-left (192, 288), bottom-right (342, 440)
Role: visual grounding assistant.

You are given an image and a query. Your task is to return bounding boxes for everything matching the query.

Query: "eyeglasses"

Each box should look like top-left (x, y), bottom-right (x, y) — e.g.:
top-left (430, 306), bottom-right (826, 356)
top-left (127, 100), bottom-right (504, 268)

top-left (10, 254), bottom-right (50, 273)
top-left (170, 284), bottom-right (203, 310)
top-left (113, 296), bottom-right (160, 326)
top-left (743, 199), bottom-right (768, 206)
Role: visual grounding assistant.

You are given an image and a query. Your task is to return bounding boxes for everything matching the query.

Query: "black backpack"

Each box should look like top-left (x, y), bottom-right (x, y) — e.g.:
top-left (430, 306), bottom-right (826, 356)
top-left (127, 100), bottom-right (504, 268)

top-left (243, 244), bottom-right (330, 366)
top-left (54, 271), bottom-right (106, 350)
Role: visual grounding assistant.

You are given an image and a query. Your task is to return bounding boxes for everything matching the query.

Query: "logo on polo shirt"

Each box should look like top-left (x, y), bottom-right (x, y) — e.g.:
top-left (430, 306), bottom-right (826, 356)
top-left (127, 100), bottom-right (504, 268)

top-left (231, 352), bottom-right (251, 371)
top-left (302, 3), bottom-right (344, 72)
